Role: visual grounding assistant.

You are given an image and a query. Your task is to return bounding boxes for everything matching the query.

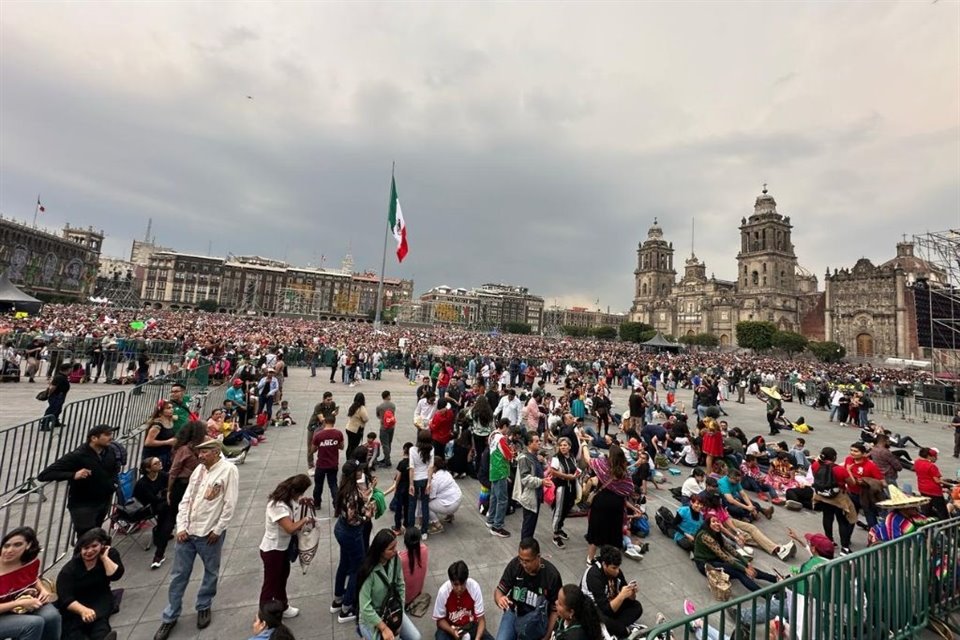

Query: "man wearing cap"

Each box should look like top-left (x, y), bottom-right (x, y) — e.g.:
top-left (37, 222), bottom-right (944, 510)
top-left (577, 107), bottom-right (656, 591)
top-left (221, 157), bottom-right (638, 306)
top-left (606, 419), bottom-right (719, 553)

top-left (38, 424), bottom-right (120, 538)
top-left (257, 368), bottom-right (280, 420)
top-left (154, 438), bottom-right (238, 640)
top-left (783, 527), bottom-right (835, 638)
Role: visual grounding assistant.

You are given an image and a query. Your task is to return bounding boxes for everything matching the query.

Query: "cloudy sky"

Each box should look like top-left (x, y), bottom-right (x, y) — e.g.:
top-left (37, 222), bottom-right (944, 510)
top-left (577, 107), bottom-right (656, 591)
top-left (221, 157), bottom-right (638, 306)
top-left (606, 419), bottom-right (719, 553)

top-left (2, 2), bottom-right (958, 311)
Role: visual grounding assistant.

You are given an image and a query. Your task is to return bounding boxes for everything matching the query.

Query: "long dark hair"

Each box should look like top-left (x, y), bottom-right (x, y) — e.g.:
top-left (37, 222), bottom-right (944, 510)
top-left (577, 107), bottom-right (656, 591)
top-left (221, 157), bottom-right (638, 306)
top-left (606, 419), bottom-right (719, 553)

top-left (357, 529), bottom-right (398, 596)
top-left (471, 395), bottom-right (494, 424)
top-left (608, 445), bottom-right (628, 479)
top-left (174, 421), bottom-right (205, 449)
top-left (1, 527), bottom-right (41, 564)
top-left (257, 600), bottom-right (296, 640)
top-left (559, 583), bottom-right (602, 637)
top-left (347, 393), bottom-right (366, 418)
top-left (415, 429), bottom-right (433, 464)
top-left (335, 461), bottom-right (362, 518)
top-left (403, 527), bottom-right (422, 574)
top-left (269, 474), bottom-right (311, 505)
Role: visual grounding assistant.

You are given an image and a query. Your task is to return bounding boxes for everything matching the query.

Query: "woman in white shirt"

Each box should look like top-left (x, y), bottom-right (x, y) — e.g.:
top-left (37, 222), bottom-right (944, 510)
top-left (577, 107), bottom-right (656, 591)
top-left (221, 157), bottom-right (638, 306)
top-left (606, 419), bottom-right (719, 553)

top-left (407, 430), bottom-right (435, 538)
top-left (259, 474), bottom-right (314, 618)
top-left (427, 456), bottom-right (462, 535)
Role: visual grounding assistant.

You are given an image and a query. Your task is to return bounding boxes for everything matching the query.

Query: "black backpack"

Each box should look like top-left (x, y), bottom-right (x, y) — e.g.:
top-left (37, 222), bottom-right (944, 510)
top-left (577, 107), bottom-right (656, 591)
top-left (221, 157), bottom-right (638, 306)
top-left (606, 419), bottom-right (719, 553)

top-left (655, 506), bottom-right (675, 537)
top-left (813, 462), bottom-right (840, 498)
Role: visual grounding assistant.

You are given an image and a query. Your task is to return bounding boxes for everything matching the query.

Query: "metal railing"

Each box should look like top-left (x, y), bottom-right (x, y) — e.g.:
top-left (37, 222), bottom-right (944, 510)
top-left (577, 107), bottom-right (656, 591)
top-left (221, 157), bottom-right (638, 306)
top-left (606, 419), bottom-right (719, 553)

top-left (644, 517), bottom-right (960, 639)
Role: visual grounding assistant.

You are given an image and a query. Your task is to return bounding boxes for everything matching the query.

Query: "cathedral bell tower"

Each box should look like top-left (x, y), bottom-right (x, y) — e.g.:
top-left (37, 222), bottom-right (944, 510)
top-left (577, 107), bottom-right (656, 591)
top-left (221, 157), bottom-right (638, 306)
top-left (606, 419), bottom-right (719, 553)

top-left (630, 218), bottom-right (676, 324)
top-left (735, 186), bottom-right (800, 328)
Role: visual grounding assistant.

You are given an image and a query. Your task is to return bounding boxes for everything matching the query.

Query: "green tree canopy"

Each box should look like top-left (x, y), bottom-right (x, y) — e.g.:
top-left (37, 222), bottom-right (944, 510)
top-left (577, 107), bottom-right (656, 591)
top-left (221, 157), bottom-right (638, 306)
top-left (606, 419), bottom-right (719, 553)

top-left (808, 341), bottom-right (846, 363)
top-left (562, 325), bottom-right (590, 338)
top-left (619, 321), bottom-right (654, 343)
top-left (772, 330), bottom-right (808, 355)
top-left (735, 321), bottom-right (778, 351)
top-left (196, 299), bottom-right (218, 313)
top-left (503, 322), bottom-right (532, 335)
top-left (591, 326), bottom-right (618, 340)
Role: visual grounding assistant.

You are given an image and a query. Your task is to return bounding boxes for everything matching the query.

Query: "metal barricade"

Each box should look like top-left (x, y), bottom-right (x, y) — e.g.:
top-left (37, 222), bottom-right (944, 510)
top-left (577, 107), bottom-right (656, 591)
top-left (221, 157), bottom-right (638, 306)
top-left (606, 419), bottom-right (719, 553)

top-left (644, 518), bottom-right (960, 639)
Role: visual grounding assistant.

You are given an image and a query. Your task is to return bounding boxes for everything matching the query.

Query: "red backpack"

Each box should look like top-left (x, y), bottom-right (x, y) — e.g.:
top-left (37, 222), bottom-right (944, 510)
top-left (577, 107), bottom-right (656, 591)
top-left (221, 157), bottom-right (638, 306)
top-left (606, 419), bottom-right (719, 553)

top-left (383, 409), bottom-right (397, 429)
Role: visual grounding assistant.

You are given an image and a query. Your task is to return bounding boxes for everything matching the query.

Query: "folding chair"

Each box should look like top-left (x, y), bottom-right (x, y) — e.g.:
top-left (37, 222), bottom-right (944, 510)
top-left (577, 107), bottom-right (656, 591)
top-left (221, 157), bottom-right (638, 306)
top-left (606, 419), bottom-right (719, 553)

top-left (110, 468), bottom-right (156, 550)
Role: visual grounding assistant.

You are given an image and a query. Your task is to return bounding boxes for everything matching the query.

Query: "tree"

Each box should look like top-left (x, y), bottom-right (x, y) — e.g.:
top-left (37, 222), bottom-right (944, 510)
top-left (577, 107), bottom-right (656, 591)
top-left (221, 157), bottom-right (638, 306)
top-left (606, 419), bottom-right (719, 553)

top-left (591, 326), bottom-right (618, 341)
top-left (562, 325), bottom-right (590, 338)
top-left (808, 341), bottom-right (846, 363)
top-left (197, 299), bottom-right (218, 313)
top-left (619, 321), bottom-right (654, 343)
top-left (735, 321), bottom-right (778, 352)
top-left (772, 330), bottom-right (808, 355)
top-left (503, 322), bottom-right (532, 335)
top-left (678, 333), bottom-right (719, 347)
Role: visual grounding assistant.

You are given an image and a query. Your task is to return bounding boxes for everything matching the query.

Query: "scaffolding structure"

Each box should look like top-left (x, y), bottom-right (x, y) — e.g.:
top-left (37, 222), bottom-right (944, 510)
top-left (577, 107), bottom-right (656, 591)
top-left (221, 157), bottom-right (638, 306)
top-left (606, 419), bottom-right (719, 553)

top-left (92, 276), bottom-right (143, 309)
top-left (912, 229), bottom-right (959, 377)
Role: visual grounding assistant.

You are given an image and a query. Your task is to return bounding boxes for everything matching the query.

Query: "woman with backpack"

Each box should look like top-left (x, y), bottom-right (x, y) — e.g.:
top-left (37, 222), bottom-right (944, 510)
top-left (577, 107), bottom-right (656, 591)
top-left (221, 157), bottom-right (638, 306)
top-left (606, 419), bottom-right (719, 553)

top-left (357, 529), bottom-right (421, 640)
top-left (810, 447), bottom-right (856, 555)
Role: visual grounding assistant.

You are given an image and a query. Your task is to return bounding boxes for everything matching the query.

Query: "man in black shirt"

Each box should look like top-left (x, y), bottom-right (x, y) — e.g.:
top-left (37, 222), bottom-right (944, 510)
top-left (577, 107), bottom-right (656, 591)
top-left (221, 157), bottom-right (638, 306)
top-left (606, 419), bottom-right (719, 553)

top-left (494, 538), bottom-right (562, 640)
top-left (580, 545), bottom-right (644, 638)
top-left (38, 424), bottom-right (119, 538)
top-left (40, 363), bottom-right (71, 431)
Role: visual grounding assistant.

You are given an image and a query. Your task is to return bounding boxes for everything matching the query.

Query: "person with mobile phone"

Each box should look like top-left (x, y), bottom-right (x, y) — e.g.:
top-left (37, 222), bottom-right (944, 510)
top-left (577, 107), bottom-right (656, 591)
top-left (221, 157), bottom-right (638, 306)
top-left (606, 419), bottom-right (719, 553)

top-left (580, 546), bottom-right (644, 639)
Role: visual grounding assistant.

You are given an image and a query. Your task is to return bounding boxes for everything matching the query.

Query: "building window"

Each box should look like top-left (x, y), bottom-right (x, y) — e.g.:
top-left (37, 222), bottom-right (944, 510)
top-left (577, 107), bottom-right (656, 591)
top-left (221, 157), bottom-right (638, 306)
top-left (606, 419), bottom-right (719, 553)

top-left (752, 271), bottom-right (759, 285)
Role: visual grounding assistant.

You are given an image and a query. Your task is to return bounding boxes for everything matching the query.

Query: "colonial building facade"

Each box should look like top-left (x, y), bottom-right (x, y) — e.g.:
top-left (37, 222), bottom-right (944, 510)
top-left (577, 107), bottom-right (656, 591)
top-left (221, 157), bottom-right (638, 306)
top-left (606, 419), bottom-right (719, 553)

top-left (630, 188), bottom-right (818, 346)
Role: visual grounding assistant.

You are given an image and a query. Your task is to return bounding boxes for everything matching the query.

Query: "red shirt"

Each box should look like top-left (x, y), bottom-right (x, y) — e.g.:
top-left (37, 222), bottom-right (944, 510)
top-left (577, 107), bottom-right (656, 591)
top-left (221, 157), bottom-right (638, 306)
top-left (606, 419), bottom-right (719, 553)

top-left (810, 460), bottom-right (851, 489)
top-left (429, 408), bottom-right (455, 445)
top-left (312, 427), bottom-right (344, 470)
top-left (913, 459), bottom-right (942, 497)
top-left (842, 456), bottom-right (883, 495)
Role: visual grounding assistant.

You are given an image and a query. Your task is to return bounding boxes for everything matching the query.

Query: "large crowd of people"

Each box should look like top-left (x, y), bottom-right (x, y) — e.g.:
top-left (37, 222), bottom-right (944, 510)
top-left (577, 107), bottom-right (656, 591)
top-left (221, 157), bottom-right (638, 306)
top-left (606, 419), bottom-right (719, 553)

top-left (1, 304), bottom-right (957, 640)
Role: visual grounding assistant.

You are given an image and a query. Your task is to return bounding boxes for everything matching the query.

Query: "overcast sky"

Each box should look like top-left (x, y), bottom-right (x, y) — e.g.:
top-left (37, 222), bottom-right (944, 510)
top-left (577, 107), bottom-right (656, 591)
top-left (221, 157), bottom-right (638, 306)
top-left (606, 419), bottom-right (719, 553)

top-left (2, 2), bottom-right (958, 312)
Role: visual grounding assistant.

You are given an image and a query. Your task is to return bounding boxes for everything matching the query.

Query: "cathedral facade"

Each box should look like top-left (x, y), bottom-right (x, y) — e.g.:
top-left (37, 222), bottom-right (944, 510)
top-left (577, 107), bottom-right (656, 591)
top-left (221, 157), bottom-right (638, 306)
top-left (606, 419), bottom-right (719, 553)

top-left (630, 188), bottom-right (819, 346)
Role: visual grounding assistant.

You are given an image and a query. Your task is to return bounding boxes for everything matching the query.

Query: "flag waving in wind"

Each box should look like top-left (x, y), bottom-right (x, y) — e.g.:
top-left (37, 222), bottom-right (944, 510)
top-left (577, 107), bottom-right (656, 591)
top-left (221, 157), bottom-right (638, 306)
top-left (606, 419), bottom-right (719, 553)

top-left (36, 198), bottom-right (45, 214)
top-left (388, 176), bottom-right (408, 263)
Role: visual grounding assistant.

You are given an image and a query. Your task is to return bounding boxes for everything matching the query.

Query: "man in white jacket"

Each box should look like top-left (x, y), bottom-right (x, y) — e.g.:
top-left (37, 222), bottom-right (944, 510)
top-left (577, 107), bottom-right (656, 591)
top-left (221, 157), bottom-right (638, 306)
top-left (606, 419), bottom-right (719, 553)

top-left (154, 438), bottom-right (239, 640)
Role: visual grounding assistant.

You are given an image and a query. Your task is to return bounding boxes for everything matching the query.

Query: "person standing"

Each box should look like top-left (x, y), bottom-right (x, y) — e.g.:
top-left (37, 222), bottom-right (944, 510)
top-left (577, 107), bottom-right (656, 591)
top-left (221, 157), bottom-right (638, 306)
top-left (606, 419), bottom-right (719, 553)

top-left (469, 395), bottom-right (496, 476)
top-left (312, 415), bottom-right (345, 510)
top-left (153, 438), bottom-right (239, 640)
top-left (257, 369), bottom-right (280, 421)
top-left (40, 363), bottom-right (71, 431)
top-left (810, 447), bottom-right (856, 555)
top-left (345, 392), bottom-right (369, 456)
top-left (38, 425), bottom-right (119, 539)
top-left (259, 475), bottom-right (314, 618)
top-left (952, 409), bottom-right (960, 459)
top-left (914, 447), bottom-right (948, 520)
top-left (486, 419), bottom-right (515, 538)
top-left (142, 401), bottom-right (176, 471)
top-left (307, 392), bottom-right (339, 469)
top-left (332, 460), bottom-right (374, 624)
top-left (168, 383), bottom-right (193, 436)
top-left (513, 433), bottom-right (546, 541)
top-left (134, 457), bottom-right (170, 570)
top-left (549, 437), bottom-right (579, 549)
top-left (843, 443), bottom-right (884, 529)
top-left (375, 390), bottom-right (397, 468)
top-left (407, 431), bottom-right (435, 535)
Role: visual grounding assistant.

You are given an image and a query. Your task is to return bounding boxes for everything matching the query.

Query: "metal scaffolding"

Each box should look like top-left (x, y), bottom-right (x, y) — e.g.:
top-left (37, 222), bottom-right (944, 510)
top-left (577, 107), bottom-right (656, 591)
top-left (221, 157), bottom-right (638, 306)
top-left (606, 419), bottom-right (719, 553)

top-left (912, 229), bottom-right (959, 377)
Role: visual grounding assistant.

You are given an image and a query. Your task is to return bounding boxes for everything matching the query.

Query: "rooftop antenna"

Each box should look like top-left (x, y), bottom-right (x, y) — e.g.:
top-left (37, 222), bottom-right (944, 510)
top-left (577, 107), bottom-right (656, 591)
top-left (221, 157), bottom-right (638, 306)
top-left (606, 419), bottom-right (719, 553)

top-left (144, 218), bottom-right (152, 243)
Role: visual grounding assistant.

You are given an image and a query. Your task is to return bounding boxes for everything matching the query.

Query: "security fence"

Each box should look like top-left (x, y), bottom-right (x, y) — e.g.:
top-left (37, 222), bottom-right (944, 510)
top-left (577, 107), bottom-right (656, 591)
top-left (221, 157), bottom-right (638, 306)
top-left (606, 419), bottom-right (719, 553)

top-left (644, 517), bottom-right (960, 640)
top-left (0, 361), bottom-right (223, 573)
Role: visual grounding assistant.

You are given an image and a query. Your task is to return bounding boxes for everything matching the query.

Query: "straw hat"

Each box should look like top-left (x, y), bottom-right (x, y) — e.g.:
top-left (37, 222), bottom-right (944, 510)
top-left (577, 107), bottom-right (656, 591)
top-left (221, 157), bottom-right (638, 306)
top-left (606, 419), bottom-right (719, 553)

top-left (760, 387), bottom-right (782, 401)
top-left (876, 485), bottom-right (930, 509)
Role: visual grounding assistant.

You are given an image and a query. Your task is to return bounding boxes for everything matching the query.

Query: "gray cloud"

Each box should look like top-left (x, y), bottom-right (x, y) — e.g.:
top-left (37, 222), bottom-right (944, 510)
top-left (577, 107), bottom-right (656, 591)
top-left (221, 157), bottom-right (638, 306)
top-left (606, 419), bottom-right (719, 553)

top-left (1, 2), bottom-right (957, 313)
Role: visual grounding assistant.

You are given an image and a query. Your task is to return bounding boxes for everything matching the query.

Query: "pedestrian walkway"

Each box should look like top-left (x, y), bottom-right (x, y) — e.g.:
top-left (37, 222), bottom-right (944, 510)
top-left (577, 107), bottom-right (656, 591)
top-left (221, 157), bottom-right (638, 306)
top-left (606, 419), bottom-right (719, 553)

top-left (7, 368), bottom-right (955, 639)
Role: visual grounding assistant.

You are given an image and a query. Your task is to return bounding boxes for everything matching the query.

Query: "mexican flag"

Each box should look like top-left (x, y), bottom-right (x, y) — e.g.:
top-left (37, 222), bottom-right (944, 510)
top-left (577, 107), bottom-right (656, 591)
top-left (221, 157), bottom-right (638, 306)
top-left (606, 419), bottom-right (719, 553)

top-left (388, 176), bottom-right (408, 263)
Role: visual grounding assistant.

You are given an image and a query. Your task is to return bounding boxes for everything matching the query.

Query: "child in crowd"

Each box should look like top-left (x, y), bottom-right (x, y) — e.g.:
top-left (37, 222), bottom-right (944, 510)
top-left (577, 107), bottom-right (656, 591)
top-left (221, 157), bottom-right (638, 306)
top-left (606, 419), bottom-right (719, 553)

top-left (272, 400), bottom-right (295, 426)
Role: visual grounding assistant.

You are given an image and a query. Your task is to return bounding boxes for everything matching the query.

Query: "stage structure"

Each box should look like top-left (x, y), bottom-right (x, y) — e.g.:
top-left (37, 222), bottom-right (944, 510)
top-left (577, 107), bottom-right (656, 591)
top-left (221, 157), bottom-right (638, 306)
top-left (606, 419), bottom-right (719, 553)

top-left (912, 229), bottom-right (959, 378)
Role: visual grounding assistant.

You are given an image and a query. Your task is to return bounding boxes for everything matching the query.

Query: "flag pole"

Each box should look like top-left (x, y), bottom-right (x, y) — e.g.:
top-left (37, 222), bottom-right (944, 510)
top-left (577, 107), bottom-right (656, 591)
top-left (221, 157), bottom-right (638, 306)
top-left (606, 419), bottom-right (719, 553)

top-left (373, 163), bottom-right (394, 328)
top-left (32, 194), bottom-right (40, 227)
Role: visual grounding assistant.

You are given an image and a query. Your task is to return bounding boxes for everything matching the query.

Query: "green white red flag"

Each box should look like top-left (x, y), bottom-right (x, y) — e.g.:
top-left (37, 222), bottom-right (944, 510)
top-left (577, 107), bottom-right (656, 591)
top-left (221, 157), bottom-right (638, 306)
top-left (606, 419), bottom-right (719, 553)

top-left (388, 176), bottom-right (408, 262)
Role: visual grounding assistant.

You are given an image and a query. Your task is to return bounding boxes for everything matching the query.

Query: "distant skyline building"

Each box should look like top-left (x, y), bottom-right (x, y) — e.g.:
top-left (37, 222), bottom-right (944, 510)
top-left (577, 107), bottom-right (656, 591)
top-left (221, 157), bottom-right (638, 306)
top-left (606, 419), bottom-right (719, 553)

top-left (401, 282), bottom-right (544, 332)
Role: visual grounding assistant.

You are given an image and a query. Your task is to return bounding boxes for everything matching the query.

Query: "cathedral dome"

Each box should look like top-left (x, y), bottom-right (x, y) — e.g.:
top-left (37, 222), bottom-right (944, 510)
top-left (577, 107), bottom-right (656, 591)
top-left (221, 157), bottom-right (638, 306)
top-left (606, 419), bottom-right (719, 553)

top-left (751, 185), bottom-right (780, 218)
top-left (647, 217), bottom-right (664, 240)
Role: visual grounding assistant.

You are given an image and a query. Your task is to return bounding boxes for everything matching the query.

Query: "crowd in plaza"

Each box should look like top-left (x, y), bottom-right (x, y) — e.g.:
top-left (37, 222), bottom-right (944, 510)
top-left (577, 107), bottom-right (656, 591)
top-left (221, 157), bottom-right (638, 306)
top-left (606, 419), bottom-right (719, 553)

top-left (1, 305), bottom-right (958, 640)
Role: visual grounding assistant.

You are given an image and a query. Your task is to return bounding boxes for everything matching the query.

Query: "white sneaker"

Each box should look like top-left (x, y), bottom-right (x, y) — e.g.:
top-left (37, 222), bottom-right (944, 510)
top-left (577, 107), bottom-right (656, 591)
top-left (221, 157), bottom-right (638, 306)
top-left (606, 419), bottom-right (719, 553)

top-left (776, 541), bottom-right (796, 561)
top-left (282, 606), bottom-right (299, 619)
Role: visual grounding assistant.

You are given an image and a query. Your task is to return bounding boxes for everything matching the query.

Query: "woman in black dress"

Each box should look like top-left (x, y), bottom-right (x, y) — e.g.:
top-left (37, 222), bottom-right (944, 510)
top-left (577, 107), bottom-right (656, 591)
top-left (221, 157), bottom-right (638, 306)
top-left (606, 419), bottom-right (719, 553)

top-left (581, 444), bottom-right (635, 564)
top-left (56, 528), bottom-right (124, 640)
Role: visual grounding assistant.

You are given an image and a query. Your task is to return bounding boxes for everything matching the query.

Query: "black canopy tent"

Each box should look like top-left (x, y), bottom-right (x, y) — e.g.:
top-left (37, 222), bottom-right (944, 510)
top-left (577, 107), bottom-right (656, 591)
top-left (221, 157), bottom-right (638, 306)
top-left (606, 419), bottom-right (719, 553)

top-left (0, 274), bottom-right (43, 315)
top-left (641, 331), bottom-right (682, 352)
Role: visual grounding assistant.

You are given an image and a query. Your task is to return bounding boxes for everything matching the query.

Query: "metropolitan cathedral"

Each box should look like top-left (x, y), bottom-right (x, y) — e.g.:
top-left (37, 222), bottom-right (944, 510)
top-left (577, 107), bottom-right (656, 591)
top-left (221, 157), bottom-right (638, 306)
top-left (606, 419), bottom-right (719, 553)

top-left (629, 187), bottom-right (820, 347)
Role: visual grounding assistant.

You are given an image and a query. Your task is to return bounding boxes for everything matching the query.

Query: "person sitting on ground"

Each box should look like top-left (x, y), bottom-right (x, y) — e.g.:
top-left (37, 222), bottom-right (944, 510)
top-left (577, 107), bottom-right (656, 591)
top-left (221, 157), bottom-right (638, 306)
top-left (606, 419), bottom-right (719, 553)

top-left (432, 561), bottom-right (493, 640)
top-left (427, 456), bottom-right (463, 535)
top-left (248, 600), bottom-right (296, 640)
top-left (765, 451), bottom-right (800, 498)
top-left (738, 455), bottom-right (779, 502)
top-left (680, 468), bottom-right (706, 505)
top-left (399, 527), bottom-right (429, 608)
top-left (55, 528), bottom-right (124, 640)
top-left (718, 468), bottom-right (777, 520)
top-left (494, 537), bottom-right (563, 640)
top-left (745, 436), bottom-right (771, 469)
top-left (0, 527), bottom-right (61, 640)
top-left (580, 546), bottom-right (644, 639)
top-left (665, 495), bottom-right (704, 552)
top-left (790, 438), bottom-right (809, 469)
top-left (692, 517), bottom-right (779, 593)
top-left (554, 584), bottom-right (604, 640)
top-left (701, 493), bottom-right (795, 562)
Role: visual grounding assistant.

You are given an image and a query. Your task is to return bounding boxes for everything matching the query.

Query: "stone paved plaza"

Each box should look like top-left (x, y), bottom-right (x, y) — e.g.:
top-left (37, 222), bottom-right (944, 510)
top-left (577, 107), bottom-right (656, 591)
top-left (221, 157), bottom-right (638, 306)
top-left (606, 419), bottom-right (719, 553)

top-left (1, 368), bottom-right (956, 639)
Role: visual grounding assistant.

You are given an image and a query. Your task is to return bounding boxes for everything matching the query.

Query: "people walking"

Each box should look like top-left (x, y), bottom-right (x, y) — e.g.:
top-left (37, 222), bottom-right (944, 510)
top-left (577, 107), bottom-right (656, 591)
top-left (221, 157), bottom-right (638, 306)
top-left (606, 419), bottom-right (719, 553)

top-left (154, 438), bottom-right (239, 640)
top-left (39, 363), bottom-right (71, 431)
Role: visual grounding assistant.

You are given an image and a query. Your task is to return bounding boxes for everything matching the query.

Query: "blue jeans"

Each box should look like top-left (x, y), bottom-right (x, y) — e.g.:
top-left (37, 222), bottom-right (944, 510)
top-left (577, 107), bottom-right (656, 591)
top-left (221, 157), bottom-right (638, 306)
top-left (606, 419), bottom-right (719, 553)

top-left (487, 478), bottom-right (509, 529)
top-left (495, 605), bottom-right (548, 640)
top-left (741, 475), bottom-right (777, 496)
top-left (0, 603), bottom-right (61, 640)
top-left (581, 425), bottom-right (604, 448)
top-left (436, 623), bottom-right (494, 640)
top-left (407, 479), bottom-right (430, 528)
top-left (162, 533), bottom-right (226, 622)
top-left (334, 518), bottom-right (364, 609)
top-left (359, 613), bottom-right (422, 640)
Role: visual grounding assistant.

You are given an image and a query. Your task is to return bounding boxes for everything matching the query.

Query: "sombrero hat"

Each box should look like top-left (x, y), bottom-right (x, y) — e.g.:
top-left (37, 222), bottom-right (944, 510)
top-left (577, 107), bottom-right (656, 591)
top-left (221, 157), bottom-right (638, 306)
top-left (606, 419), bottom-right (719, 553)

top-left (876, 485), bottom-right (930, 509)
top-left (760, 386), bottom-right (782, 401)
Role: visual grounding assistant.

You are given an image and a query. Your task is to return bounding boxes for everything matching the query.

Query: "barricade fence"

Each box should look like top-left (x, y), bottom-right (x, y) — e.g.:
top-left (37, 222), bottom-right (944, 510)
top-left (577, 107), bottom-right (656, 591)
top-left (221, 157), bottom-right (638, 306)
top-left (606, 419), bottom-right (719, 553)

top-left (644, 517), bottom-right (960, 640)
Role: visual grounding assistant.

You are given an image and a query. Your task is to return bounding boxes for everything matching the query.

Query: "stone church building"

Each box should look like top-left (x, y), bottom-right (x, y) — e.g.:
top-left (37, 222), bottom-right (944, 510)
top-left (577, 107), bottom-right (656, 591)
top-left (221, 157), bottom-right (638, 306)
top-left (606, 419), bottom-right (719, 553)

top-left (630, 187), bottom-right (819, 347)
top-left (629, 187), bottom-right (939, 358)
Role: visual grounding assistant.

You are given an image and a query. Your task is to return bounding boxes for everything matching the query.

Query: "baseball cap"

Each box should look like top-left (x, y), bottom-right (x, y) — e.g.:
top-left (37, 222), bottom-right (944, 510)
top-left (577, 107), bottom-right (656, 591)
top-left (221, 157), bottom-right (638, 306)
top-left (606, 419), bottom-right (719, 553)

top-left (87, 424), bottom-right (117, 439)
top-left (929, 447), bottom-right (940, 458)
top-left (232, 378), bottom-right (243, 386)
top-left (805, 532), bottom-right (835, 558)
